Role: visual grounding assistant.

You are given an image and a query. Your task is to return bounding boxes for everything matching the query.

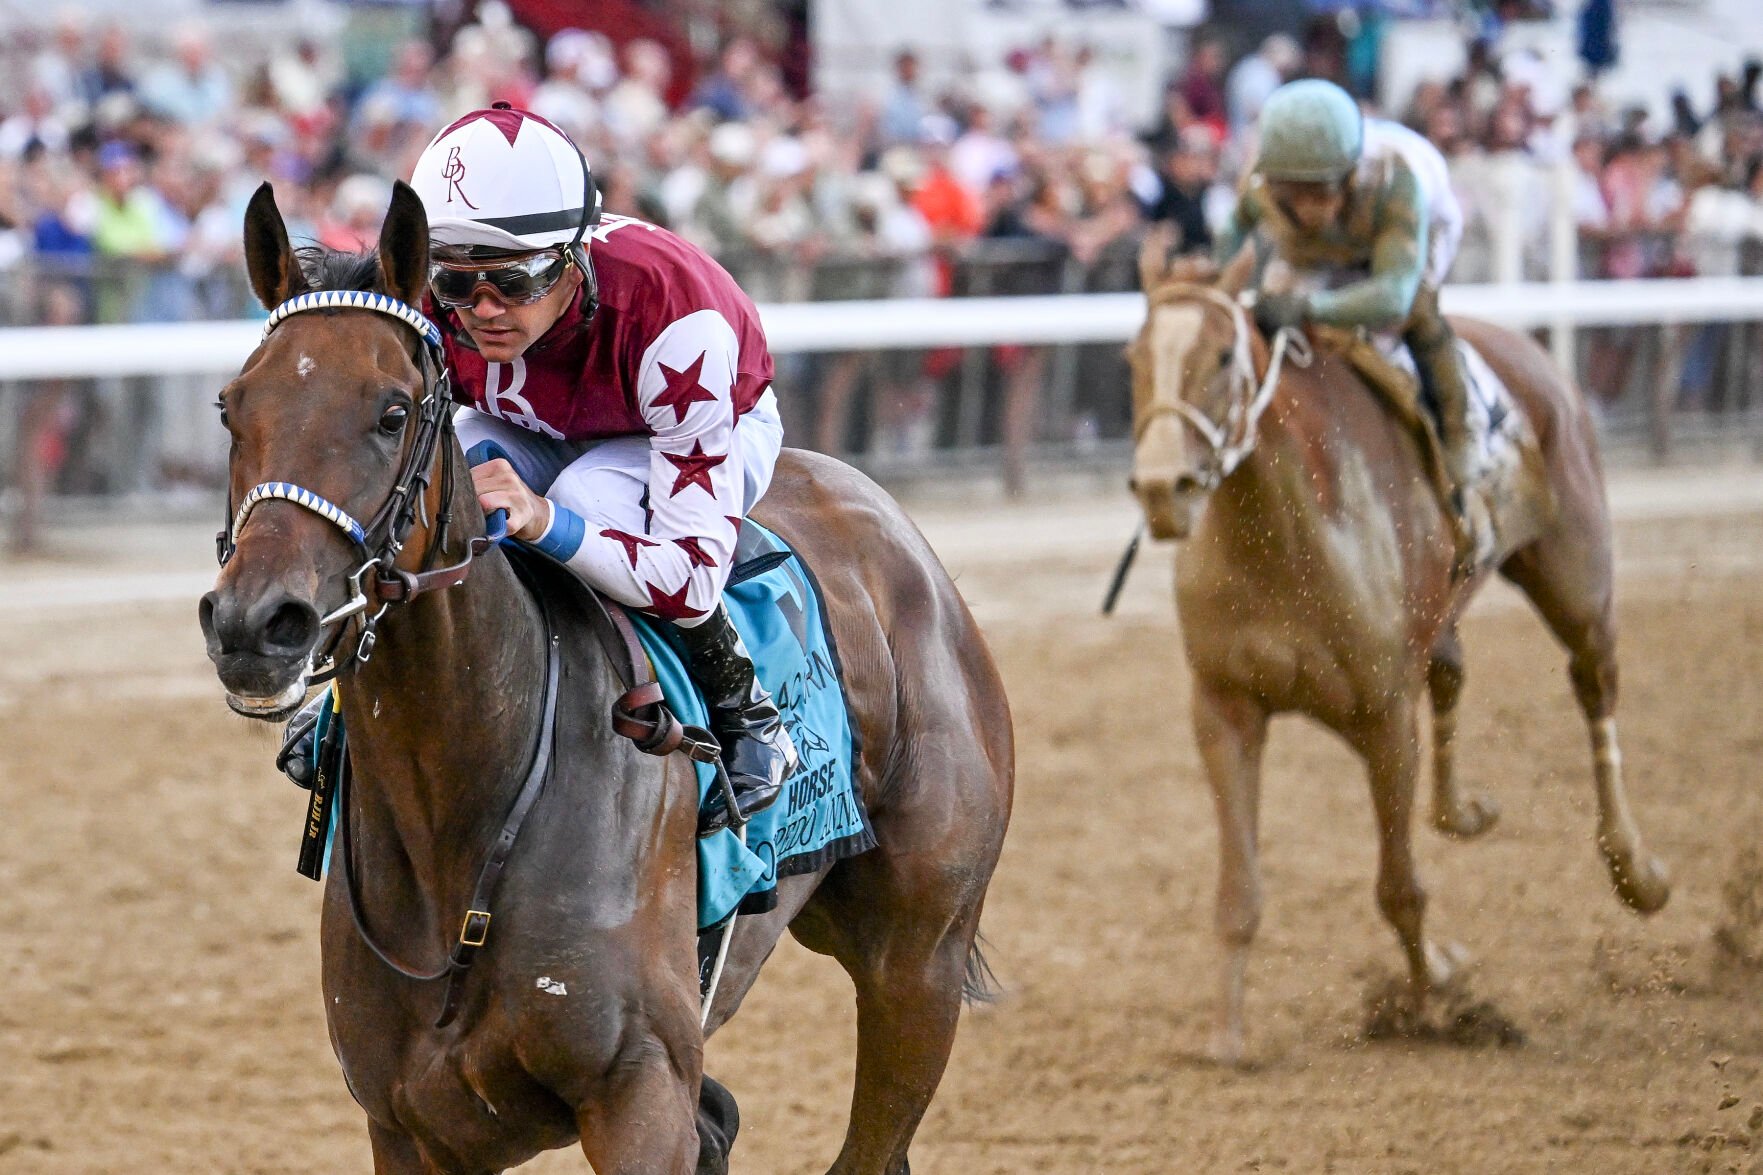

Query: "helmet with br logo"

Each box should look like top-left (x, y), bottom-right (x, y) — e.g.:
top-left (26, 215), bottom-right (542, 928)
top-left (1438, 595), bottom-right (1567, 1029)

top-left (410, 103), bottom-right (602, 259)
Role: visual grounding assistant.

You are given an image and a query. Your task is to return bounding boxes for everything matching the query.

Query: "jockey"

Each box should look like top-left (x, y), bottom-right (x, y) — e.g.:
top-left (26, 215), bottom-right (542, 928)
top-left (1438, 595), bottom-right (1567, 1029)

top-left (281, 104), bottom-right (796, 830)
top-left (1217, 78), bottom-right (1476, 523)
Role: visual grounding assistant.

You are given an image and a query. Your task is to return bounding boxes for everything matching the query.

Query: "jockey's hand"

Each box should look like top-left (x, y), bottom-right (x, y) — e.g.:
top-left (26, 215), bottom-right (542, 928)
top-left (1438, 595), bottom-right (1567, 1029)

top-left (1254, 291), bottom-right (1309, 334)
top-left (471, 458), bottom-right (550, 542)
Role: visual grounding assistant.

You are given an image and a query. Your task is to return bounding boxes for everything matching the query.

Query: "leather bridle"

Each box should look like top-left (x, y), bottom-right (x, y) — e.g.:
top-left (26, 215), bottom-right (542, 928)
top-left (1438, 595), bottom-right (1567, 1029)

top-left (1134, 284), bottom-right (1313, 492)
top-left (216, 290), bottom-right (505, 682)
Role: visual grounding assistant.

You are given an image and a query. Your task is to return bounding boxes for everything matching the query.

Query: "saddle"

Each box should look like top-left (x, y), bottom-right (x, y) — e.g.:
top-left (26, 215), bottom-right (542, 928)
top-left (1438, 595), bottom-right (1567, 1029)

top-left (1307, 324), bottom-right (1522, 571)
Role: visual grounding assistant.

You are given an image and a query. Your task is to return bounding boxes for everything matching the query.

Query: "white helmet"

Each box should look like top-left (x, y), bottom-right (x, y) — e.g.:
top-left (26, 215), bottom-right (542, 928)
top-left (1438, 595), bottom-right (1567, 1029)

top-left (410, 103), bottom-right (602, 254)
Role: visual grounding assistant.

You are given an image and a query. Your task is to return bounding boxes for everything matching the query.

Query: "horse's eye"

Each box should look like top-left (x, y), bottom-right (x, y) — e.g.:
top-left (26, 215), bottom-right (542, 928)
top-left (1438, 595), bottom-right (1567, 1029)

top-left (378, 404), bottom-right (409, 436)
top-left (214, 397), bottom-right (229, 427)
top-left (1218, 349), bottom-right (1233, 369)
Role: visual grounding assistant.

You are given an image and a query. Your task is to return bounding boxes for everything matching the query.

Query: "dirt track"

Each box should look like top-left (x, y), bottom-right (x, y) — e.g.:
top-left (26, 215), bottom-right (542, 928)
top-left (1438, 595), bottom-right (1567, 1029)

top-left (2, 472), bottom-right (1762, 1174)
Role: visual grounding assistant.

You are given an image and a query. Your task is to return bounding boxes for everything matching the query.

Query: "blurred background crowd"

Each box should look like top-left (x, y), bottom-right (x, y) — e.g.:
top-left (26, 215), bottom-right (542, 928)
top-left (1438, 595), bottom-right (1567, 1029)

top-left (1, 0), bottom-right (1760, 549)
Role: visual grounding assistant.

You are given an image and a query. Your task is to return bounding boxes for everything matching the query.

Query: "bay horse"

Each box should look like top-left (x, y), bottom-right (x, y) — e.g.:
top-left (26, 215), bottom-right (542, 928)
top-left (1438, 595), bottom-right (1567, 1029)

top-left (198, 182), bottom-right (1013, 1174)
top-left (1127, 240), bottom-right (1669, 1065)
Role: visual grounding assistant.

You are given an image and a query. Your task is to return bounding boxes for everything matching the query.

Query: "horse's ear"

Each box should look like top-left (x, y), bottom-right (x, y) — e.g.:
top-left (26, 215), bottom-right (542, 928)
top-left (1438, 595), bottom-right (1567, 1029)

top-left (1218, 241), bottom-right (1257, 297)
top-left (377, 180), bottom-right (431, 307)
top-left (243, 182), bottom-right (308, 310)
top-left (1138, 223), bottom-right (1177, 295)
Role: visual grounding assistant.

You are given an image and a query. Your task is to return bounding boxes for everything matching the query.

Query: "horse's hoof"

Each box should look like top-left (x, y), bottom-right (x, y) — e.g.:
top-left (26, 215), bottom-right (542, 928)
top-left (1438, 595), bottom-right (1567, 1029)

top-left (1610, 853), bottom-right (1671, 915)
top-left (1434, 795), bottom-right (1500, 840)
top-left (1204, 1026), bottom-right (1248, 1068)
top-left (1422, 940), bottom-right (1472, 993)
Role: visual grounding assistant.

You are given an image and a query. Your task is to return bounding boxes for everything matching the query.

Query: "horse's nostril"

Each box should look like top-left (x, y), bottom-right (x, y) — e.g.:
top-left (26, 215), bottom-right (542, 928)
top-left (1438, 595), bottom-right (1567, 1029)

top-left (1174, 475), bottom-right (1201, 495)
top-left (262, 599), bottom-right (319, 656)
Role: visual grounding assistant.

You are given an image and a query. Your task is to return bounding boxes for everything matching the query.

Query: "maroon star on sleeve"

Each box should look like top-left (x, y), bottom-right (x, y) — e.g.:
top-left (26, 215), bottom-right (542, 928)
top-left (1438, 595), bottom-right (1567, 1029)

top-left (652, 352), bottom-right (717, 424)
top-left (673, 536), bottom-right (718, 569)
top-left (599, 528), bottom-right (658, 568)
top-left (663, 441), bottom-right (727, 498)
top-left (643, 578), bottom-right (707, 622)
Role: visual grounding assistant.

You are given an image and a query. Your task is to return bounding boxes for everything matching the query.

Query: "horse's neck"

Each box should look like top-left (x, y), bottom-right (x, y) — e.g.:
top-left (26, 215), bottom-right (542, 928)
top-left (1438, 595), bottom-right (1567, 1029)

top-left (1203, 384), bottom-right (1337, 566)
top-left (337, 505), bottom-right (548, 883)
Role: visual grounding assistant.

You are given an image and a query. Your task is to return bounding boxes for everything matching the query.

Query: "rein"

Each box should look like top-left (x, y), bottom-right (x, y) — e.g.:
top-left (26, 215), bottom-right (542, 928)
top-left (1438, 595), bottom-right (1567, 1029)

top-left (1135, 284), bottom-right (1313, 490)
top-left (216, 290), bottom-right (502, 681)
top-left (334, 564), bottom-right (564, 1029)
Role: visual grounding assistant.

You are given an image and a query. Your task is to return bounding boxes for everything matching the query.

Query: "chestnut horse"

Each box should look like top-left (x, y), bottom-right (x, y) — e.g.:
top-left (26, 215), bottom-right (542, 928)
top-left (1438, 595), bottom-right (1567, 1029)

top-left (1127, 244), bottom-right (1669, 1065)
top-left (199, 182), bottom-right (1012, 1173)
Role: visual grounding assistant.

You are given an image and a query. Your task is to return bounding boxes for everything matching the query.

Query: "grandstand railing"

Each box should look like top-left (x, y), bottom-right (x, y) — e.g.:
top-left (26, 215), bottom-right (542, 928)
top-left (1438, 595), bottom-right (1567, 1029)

top-left (2, 259), bottom-right (1760, 519)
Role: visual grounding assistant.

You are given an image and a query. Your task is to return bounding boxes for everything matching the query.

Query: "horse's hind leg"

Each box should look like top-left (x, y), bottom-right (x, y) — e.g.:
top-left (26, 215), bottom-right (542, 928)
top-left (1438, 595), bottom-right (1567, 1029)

top-left (1193, 682), bottom-right (1268, 1066)
top-left (1501, 541), bottom-right (1670, 913)
top-left (1428, 626), bottom-right (1500, 839)
top-left (1357, 703), bottom-right (1459, 1002)
top-left (806, 868), bottom-right (982, 1175)
top-left (792, 800), bottom-right (998, 1175)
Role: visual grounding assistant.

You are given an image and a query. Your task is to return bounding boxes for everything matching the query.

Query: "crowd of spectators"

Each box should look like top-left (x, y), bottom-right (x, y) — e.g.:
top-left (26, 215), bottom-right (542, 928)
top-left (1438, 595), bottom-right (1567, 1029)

top-left (5, 8), bottom-right (1760, 326)
top-left (1, 4), bottom-right (1759, 542)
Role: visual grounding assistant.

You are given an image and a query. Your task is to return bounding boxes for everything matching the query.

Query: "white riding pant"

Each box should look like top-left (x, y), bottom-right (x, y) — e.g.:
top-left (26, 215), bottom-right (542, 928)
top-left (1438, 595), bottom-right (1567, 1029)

top-left (454, 386), bottom-right (784, 576)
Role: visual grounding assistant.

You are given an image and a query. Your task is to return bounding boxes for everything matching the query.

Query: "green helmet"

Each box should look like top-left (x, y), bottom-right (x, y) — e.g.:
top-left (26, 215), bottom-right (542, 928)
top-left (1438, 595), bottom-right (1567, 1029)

top-left (1255, 79), bottom-right (1364, 182)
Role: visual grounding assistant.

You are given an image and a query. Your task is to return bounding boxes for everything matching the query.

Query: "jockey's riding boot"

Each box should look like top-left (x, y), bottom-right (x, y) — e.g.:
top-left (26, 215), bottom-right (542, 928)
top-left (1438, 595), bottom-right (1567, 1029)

top-left (276, 691), bottom-right (328, 789)
top-left (673, 603), bottom-right (798, 835)
top-left (1405, 288), bottom-right (1478, 570)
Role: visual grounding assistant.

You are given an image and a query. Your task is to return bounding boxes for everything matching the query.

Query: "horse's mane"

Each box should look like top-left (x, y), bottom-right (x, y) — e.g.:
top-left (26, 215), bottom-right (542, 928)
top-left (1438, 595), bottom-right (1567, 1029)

top-left (295, 245), bottom-right (381, 294)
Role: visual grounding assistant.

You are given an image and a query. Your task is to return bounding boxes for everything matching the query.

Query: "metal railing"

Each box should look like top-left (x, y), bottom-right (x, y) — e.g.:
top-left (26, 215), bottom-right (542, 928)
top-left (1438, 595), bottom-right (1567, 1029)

top-left (3, 235), bottom-right (1761, 551)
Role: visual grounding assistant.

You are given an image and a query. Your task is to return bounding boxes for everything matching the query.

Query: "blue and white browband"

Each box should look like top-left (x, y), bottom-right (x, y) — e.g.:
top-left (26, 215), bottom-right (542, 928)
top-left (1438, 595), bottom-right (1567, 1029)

top-left (263, 290), bottom-right (443, 353)
top-left (233, 481), bottom-right (369, 548)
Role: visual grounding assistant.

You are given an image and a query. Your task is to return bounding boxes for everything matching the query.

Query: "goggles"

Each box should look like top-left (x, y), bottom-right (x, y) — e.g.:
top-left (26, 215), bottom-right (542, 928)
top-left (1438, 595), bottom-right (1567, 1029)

top-left (428, 250), bottom-right (571, 308)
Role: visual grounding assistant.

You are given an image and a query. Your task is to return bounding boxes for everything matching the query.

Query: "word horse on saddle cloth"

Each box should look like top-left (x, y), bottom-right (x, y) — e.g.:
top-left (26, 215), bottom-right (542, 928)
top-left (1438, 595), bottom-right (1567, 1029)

top-left (297, 521), bottom-right (871, 937)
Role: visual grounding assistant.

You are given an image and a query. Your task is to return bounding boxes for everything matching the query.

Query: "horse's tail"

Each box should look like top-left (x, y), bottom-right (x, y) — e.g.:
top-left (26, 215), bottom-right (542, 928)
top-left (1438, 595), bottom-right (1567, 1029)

top-left (962, 931), bottom-right (1000, 1006)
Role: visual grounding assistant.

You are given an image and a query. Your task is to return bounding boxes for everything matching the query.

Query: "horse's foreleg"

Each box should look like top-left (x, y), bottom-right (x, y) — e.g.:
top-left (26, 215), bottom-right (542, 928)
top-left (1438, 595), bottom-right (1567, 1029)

top-left (1428, 627), bottom-right (1499, 839)
top-left (1502, 543), bottom-right (1670, 914)
top-left (1193, 683), bottom-right (1268, 1067)
top-left (574, 1036), bottom-right (703, 1175)
top-left (1359, 706), bottom-right (1457, 1000)
top-left (367, 1121), bottom-right (459, 1175)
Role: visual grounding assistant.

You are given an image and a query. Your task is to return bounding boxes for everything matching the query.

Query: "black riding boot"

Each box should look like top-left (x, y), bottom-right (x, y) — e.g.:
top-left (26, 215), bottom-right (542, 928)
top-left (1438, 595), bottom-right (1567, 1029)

top-left (673, 603), bottom-right (798, 834)
top-left (276, 691), bottom-right (328, 788)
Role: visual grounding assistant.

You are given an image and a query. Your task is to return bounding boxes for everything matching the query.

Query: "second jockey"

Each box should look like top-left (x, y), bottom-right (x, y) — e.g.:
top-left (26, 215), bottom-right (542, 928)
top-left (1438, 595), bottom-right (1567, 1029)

top-left (1217, 79), bottom-right (1477, 532)
top-left (292, 104), bottom-right (797, 830)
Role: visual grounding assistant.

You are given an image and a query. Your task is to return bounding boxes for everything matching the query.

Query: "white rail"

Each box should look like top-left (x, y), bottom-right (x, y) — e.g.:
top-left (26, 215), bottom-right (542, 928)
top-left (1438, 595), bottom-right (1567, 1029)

top-left (1, 278), bottom-right (1761, 381)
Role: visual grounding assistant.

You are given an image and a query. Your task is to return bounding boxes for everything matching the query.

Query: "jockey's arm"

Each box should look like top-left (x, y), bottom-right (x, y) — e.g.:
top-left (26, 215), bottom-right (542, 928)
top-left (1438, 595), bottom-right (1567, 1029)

top-left (1305, 165), bottom-right (1430, 331)
top-left (528, 310), bottom-right (746, 622)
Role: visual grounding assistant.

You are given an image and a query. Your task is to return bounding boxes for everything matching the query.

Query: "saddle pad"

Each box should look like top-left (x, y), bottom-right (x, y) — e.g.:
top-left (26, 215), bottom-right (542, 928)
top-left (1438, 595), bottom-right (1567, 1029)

top-left (1372, 335), bottom-right (1524, 482)
top-left (628, 520), bottom-right (873, 931)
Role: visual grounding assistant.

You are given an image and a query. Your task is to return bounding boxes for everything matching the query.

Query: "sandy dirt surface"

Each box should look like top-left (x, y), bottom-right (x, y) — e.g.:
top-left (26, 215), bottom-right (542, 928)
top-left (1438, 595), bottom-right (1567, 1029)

top-left (3, 466), bottom-right (1762, 1174)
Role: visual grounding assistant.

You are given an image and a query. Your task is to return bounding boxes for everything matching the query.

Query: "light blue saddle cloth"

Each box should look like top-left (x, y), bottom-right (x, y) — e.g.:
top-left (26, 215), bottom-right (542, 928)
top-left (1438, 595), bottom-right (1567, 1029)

top-left (630, 521), bottom-right (872, 930)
